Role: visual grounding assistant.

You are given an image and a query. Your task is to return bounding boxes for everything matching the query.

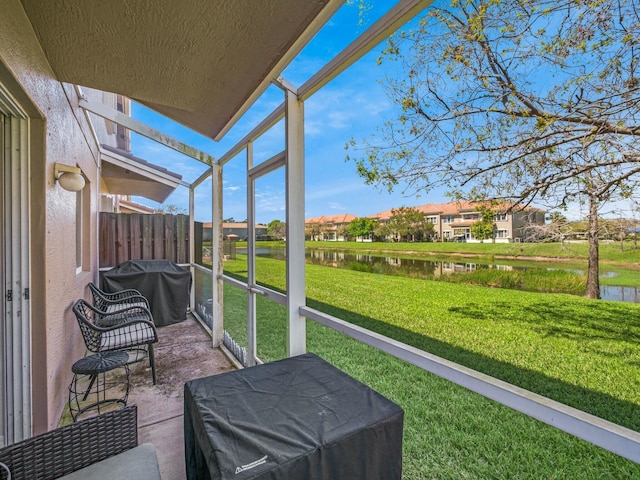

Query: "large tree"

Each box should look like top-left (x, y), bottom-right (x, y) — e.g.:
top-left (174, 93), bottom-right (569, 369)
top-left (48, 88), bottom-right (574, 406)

top-left (349, 217), bottom-right (379, 241)
top-left (470, 207), bottom-right (495, 242)
top-left (305, 222), bottom-right (320, 241)
top-left (267, 219), bottom-right (286, 240)
top-left (524, 210), bottom-right (576, 247)
top-left (347, 0), bottom-right (640, 298)
top-left (380, 206), bottom-right (434, 242)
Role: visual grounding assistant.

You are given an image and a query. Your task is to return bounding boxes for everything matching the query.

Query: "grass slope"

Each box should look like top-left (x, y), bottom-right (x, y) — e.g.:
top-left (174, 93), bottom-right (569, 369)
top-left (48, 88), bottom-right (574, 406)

top-left (223, 256), bottom-right (640, 479)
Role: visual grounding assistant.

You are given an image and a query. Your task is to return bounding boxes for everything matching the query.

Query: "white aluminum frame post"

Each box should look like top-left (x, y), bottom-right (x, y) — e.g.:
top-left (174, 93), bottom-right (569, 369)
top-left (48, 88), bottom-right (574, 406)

top-left (246, 141), bottom-right (257, 366)
top-left (210, 163), bottom-right (224, 347)
top-left (282, 80), bottom-right (306, 357)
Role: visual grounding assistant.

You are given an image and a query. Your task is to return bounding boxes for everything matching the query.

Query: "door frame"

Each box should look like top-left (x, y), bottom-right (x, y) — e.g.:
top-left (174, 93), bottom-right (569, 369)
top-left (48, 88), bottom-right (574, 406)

top-left (0, 80), bottom-right (32, 446)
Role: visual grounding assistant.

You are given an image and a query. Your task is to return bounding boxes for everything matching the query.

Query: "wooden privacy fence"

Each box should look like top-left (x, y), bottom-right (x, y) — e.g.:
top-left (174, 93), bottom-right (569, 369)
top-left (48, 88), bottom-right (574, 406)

top-left (100, 213), bottom-right (189, 268)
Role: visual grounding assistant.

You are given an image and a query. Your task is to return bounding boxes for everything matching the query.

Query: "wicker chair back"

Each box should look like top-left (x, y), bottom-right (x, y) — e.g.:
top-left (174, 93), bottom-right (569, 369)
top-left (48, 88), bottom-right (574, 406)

top-left (72, 299), bottom-right (159, 384)
top-left (0, 406), bottom-right (138, 480)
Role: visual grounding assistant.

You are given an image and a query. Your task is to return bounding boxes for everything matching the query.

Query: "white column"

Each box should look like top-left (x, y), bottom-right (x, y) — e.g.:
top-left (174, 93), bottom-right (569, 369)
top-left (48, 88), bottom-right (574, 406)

top-left (189, 186), bottom-right (195, 311)
top-left (285, 86), bottom-right (306, 356)
top-left (211, 163), bottom-right (224, 347)
top-left (246, 142), bottom-right (256, 366)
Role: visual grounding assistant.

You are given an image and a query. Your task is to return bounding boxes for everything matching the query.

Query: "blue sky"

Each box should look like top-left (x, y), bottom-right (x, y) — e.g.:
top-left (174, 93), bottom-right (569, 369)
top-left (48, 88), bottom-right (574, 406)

top-left (127, 0), bottom-right (635, 224)
top-left (128, 1), bottom-right (439, 224)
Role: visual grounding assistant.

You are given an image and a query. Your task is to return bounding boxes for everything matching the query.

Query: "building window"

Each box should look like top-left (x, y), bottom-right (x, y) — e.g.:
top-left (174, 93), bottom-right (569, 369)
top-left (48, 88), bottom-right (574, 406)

top-left (494, 213), bottom-right (507, 221)
top-left (442, 216), bottom-right (455, 223)
top-left (427, 216), bottom-right (438, 224)
top-left (496, 229), bottom-right (509, 238)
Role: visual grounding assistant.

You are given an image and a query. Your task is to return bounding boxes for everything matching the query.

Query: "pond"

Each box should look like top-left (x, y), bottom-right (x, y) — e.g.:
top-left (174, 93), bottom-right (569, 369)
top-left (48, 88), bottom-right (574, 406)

top-left (238, 248), bottom-right (640, 303)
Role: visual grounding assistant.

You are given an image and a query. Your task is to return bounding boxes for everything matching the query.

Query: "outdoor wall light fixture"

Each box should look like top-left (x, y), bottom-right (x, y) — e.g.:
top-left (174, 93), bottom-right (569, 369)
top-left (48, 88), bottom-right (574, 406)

top-left (54, 163), bottom-right (86, 192)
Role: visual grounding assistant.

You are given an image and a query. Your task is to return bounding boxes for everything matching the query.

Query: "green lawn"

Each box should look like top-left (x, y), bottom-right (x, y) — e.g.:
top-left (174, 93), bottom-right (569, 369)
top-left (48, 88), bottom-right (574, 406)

top-left (222, 255), bottom-right (640, 479)
top-left (231, 240), bottom-right (640, 292)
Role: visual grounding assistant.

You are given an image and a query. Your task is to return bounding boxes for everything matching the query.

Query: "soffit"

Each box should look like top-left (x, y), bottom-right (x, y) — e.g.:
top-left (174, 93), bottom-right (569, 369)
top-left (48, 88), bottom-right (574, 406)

top-left (20, 0), bottom-right (336, 140)
top-left (100, 144), bottom-right (183, 203)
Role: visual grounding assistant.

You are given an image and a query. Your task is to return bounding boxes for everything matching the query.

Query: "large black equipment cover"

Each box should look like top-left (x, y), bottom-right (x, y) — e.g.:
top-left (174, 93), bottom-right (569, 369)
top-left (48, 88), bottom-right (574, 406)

top-left (184, 353), bottom-right (404, 480)
top-left (101, 259), bottom-right (191, 327)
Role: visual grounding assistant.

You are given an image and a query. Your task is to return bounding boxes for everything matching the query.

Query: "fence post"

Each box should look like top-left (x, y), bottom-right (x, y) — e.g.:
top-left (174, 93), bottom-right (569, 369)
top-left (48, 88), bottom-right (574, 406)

top-left (153, 215), bottom-right (164, 259)
top-left (99, 212), bottom-right (116, 268)
top-left (129, 213), bottom-right (142, 260)
top-left (116, 214), bottom-right (129, 264)
top-left (165, 214), bottom-right (176, 262)
top-left (194, 221), bottom-right (203, 265)
top-left (177, 215), bottom-right (189, 264)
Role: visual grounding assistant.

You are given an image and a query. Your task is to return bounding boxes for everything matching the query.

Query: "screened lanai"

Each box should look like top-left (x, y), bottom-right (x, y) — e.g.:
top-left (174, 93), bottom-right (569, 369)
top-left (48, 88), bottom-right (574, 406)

top-left (25, 0), bottom-right (640, 468)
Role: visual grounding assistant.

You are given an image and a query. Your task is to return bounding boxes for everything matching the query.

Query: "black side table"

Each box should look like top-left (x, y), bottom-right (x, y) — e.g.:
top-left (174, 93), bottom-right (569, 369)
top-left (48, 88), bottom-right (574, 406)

top-left (68, 351), bottom-right (130, 422)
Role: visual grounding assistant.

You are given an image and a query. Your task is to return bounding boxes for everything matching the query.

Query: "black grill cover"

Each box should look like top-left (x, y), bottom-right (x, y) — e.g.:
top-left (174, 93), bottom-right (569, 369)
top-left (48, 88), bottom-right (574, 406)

top-left (101, 259), bottom-right (191, 327)
top-left (184, 353), bottom-right (404, 480)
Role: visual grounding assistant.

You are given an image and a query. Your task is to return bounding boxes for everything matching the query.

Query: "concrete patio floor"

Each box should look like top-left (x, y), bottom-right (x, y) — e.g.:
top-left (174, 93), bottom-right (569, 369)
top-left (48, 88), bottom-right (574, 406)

top-left (127, 314), bottom-right (236, 480)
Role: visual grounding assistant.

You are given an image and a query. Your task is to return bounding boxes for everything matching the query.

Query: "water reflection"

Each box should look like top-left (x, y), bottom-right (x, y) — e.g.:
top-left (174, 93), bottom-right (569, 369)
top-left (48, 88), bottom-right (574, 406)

top-left (239, 248), bottom-right (639, 303)
top-left (600, 286), bottom-right (640, 303)
top-left (305, 250), bottom-right (518, 279)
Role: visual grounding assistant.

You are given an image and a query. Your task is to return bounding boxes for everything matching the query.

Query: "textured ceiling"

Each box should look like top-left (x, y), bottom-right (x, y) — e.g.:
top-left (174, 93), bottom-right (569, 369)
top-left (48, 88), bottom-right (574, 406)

top-left (21, 0), bottom-right (337, 139)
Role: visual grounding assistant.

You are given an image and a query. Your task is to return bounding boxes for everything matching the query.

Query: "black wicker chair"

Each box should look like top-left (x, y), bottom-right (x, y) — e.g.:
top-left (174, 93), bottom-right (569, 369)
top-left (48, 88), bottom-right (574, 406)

top-left (88, 282), bottom-right (150, 313)
top-left (0, 406), bottom-right (160, 480)
top-left (72, 299), bottom-right (158, 384)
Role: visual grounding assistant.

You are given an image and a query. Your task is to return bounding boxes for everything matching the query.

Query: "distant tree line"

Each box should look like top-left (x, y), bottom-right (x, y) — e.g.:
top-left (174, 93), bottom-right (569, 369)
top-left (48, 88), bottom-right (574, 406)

top-left (525, 213), bottom-right (640, 251)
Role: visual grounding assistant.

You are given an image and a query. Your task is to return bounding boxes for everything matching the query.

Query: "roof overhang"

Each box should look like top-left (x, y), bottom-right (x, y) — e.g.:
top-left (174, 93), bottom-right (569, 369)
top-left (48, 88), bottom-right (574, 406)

top-left (100, 145), bottom-right (186, 203)
top-left (20, 0), bottom-right (341, 140)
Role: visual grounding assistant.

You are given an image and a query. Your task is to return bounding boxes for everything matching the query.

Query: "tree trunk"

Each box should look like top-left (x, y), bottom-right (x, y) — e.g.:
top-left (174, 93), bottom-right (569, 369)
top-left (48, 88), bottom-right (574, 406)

top-left (586, 194), bottom-right (600, 299)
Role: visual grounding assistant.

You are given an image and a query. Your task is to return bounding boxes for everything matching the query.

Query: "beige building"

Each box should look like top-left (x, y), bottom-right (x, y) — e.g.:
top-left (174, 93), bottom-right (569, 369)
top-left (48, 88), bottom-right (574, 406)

top-left (305, 213), bottom-right (358, 241)
top-left (308, 201), bottom-right (546, 243)
top-left (201, 222), bottom-right (269, 242)
top-left (376, 201), bottom-right (546, 243)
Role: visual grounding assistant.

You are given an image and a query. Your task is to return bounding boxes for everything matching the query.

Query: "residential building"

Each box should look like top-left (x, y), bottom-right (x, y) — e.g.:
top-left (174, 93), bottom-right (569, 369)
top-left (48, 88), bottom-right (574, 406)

top-left (112, 196), bottom-right (156, 214)
top-left (222, 222), bottom-right (268, 241)
top-left (305, 213), bottom-right (358, 241)
top-left (370, 200), bottom-right (546, 243)
top-left (201, 222), bottom-right (268, 242)
top-left (306, 201), bottom-right (545, 243)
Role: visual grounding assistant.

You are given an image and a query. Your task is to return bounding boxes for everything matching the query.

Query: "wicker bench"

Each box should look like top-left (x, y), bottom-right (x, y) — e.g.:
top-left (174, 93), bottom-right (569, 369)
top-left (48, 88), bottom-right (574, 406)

top-left (0, 405), bottom-right (161, 480)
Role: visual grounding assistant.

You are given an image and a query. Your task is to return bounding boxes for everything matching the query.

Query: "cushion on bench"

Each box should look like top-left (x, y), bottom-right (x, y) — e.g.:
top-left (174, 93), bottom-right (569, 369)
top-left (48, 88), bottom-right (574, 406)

top-left (56, 443), bottom-right (161, 480)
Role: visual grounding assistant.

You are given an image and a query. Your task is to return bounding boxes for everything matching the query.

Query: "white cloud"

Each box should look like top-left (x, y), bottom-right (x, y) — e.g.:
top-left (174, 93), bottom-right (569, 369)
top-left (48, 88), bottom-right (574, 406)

top-left (306, 181), bottom-right (368, 201)
top-left (327, 111), bottom-right (352, 129)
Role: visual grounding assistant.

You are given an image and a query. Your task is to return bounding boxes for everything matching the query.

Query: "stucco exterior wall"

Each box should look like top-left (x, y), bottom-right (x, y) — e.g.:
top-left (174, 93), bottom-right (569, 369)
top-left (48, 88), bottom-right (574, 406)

top-left (0, 0), bottom-right (100, 433)
top-left (83, 87), bottom-right (120, 149)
